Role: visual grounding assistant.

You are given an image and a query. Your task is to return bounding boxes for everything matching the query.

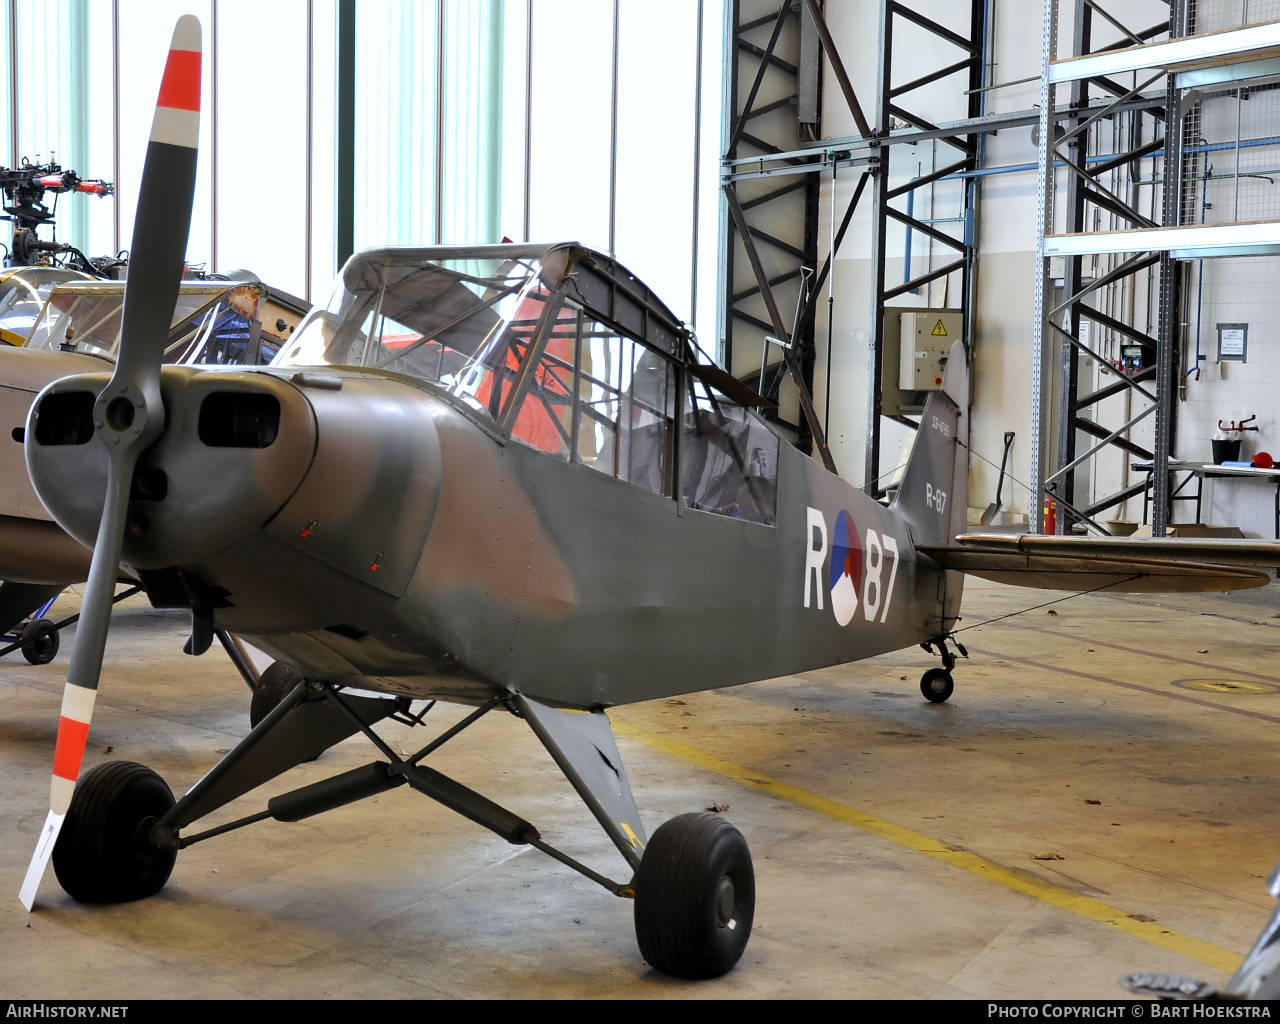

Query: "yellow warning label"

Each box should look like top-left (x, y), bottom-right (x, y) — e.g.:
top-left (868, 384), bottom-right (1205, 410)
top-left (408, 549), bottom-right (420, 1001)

top-left (931, 319), bottom-right (948, 337)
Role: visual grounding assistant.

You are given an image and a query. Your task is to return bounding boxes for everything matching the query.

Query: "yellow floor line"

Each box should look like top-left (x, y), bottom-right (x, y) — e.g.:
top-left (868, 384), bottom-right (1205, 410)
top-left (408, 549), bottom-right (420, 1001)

top-left (613, 719), bottom-right (1244, 976)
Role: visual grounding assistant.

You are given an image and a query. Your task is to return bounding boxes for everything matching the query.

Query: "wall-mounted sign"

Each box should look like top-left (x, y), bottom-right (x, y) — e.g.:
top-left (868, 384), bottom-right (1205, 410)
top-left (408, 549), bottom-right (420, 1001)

top-left (1218, 322), bottom-right (1248, 362)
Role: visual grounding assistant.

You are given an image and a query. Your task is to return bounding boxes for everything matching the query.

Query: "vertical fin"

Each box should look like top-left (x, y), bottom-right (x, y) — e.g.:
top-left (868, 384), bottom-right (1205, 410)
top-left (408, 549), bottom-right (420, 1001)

top-left (891, 340), bottom-right (968, 548)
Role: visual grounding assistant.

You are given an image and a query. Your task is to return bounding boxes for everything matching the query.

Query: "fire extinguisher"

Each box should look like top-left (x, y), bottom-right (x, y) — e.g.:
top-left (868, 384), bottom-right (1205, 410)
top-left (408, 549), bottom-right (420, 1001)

top-left (1043, 495), bottom-right (1057, 535)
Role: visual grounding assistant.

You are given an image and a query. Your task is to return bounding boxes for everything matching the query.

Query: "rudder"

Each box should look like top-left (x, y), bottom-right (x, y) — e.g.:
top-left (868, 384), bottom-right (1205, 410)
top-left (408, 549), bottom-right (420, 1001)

top-left (890, 340), bottom-right (968, 548)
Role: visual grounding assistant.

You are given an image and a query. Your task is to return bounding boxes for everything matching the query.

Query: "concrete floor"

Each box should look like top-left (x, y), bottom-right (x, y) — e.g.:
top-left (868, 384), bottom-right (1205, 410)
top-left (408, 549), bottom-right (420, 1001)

top-left (2, 581), bottom-right (1280, 999)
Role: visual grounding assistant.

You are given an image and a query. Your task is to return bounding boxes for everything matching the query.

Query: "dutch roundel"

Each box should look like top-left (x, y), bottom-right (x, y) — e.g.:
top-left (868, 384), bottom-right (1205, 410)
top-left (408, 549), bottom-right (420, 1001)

top-left (829, 510), bottom-right (863, 627)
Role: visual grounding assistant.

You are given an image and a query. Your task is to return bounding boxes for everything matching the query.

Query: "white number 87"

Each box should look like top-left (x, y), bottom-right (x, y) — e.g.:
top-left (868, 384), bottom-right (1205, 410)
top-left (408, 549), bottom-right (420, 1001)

top-left (862, 530), bottom-right (899, 623)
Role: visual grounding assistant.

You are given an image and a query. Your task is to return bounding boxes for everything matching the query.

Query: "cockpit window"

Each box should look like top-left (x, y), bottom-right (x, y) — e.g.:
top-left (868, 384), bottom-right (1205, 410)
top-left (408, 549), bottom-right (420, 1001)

top-left (682, 378), bottom-right (778, 526)
top-left (279, 246), bottom-right (778, 526)
top-left (0, 269), bottom-right (90, 346)
top-left (277, 252), bottom-right (545, 384)
top-left (24, 281), bottom-right (273, 364)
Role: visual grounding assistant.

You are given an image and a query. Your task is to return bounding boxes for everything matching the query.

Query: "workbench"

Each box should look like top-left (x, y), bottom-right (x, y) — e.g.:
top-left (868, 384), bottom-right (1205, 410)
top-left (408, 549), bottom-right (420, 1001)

top-left (1133, 460), bottom-right (1280, 538)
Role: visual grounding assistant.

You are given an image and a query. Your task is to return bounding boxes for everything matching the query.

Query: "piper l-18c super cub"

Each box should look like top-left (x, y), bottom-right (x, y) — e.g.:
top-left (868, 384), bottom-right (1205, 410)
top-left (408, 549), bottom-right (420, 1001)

top-left (16, 16), bottom-right (1280, 981)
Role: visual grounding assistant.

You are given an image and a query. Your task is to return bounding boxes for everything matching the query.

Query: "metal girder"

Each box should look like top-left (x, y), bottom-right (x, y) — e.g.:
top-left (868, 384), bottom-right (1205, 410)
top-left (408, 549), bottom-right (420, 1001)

top-left (723, 0), bottom-right (828, 470)
top-left (800, 0), bottom-right (870, 138)
top-left (886, 157), bottom-right (970, 199)
top-left (721, 94), bottom-right (1169, 182)
top-left (1048, 320), bottom-right (1159, 405)
top-left (883, 257), bottom-right (967, 302)
top-left (891, 57), bottom-right (973, 99)
top-left (1085, 136), bottom-right (1164, 177)
top-left (1079, 307), bottom-right (1158, 356)
top-left (1081, 0), bottom-right (1144, 47)
top-left (1034, 0), bottom-right (1190, 536)
top-left (726, 186), bottom-right (836, 472)
top-left (1074, 365), bottom-right (1157, 409)
top-left (864, 0), bottom-right (986, 497)
top-left (728, 7), bottom-right (789, 156)
top-left (1075, 416), bottom-right (1152, 460)
top-left (885, 207), bottom-right (966, 251)
top-left (733, 267), bottom-right (802, 304)
top-left (1047, 251), bottom-right (1160, 318)
top-left (1084, 479), bottom-right (1149, 518)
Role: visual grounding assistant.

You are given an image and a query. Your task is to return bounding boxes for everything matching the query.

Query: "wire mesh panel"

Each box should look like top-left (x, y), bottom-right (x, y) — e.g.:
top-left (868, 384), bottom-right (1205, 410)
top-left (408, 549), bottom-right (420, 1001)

top-left (1184, 84), bottom-right (1280, 225)
top-left (1187, 0), bottom-right (1280, 33)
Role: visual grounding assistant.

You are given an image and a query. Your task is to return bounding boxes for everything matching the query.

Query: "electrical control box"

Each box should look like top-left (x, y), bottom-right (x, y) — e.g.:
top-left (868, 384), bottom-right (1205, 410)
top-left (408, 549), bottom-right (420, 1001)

top-left (899, 310), bottom-right (962, 391)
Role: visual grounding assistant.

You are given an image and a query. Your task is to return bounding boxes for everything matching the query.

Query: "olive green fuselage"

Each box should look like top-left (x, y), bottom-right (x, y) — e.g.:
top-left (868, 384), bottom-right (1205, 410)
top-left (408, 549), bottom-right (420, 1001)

top-left (27, 358), bottom-right (968, 710)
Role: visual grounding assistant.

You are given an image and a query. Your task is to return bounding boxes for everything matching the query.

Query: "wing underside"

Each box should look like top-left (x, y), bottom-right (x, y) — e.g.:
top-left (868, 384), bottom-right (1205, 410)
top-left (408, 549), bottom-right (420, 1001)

top-left (918, 534), bottom-right (1280, 593)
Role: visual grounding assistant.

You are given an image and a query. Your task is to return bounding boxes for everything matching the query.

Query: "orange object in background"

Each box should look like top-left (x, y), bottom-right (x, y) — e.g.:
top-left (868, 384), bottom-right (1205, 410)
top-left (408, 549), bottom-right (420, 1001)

top-left (1043, 495), bottom-right (1057, 535)
top-left (1256, 451), bottom-right (1274, 469)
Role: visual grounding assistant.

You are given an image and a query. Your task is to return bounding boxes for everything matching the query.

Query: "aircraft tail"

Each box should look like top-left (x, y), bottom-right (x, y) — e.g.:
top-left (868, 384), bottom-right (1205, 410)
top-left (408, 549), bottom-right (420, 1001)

top-left (890, 340), bottom-right (968, 548)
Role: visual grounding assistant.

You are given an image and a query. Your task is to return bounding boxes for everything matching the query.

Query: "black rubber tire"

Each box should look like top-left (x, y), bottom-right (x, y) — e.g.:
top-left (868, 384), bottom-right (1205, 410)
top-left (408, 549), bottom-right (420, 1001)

top-left (920, 668), bottom-right (954, 703)
top-left (20, 618), bottom-right (59, 665)
top-left (249, 661), bottom-right (306, 728)
top-left (52, 761), bottom-right (177, 903)
top-left (633, 812), bottom-right (755, 979)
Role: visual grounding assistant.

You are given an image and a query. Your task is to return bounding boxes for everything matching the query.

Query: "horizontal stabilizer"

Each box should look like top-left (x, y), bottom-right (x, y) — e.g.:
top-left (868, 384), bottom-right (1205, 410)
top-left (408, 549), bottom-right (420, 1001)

top-left (917, 533), bottom-right (1280, 593)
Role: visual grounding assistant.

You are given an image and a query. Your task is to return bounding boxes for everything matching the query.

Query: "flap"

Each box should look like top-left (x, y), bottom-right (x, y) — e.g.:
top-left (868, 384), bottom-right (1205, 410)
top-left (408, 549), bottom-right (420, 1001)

top-left (918, 534), bottom-right (1275, 593)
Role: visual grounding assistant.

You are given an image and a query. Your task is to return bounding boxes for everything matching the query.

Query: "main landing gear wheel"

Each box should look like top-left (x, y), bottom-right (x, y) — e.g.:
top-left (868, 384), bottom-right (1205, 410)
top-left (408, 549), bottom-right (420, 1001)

top-left (20, 618), bottom-right (59, 665)
top-left (920, 667), bottom-right (954, 703)
top-left (249, 661), bottom-right (306, 727)
top-left (633, 812), bottom-right (755, 979)
top-left (52, 761), bottom-right (177, 903)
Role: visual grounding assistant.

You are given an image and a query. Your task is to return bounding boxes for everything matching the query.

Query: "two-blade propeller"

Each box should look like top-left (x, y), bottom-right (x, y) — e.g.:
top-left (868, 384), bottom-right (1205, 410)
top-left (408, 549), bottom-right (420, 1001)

top-left (19, 15), bottom-right (202, 910)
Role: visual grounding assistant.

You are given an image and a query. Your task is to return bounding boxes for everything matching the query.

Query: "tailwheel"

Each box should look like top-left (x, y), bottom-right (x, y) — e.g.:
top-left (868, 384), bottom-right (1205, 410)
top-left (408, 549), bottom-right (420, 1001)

top-left (52, 761), bottom-right (177, 903)
top-left (20, 618), bottom-right (59, 665)
top-left (633, 812), bottom-right (755, 979)
top-left (920, 667), bottom-right (954, 703)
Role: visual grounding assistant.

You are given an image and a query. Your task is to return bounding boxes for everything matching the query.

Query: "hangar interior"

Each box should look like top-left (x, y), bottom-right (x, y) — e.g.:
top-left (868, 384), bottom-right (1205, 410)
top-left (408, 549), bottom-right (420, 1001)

top-left (3, 0), bottom-right (1280, 1002)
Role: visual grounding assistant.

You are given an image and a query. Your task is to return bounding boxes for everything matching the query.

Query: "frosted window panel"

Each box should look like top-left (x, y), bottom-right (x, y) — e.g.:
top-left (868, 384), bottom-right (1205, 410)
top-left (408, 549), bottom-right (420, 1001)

top-left (0, 12), bottom-right (9, 167)
top-left (215, 0), bottom-right (308, 293)
top-left (500, 0), bottom-right (528, 241)
top-left (440, 0), bottom-right (503, 246)
top-left (526, 0), bottom-right (611, 251)
top-left (116, 1), bottom-right (214, 270)
top-left (84, 1), bottom-right (115, 260)
top-left (613, 0), bottom-right (697, 322)
top-left (353, 0), bottom-right (438, 250)
top-left (9, 0), bottom-right (115, 258)
top-left (310, 0), bottom-right (337, 299)
top-left (694, 0), bottom-right (725, 342)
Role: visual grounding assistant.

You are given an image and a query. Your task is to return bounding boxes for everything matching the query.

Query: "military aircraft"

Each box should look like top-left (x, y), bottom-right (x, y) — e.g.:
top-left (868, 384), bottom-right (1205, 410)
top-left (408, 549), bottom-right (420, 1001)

top-left (14, 14), bottom-right (1280, 981)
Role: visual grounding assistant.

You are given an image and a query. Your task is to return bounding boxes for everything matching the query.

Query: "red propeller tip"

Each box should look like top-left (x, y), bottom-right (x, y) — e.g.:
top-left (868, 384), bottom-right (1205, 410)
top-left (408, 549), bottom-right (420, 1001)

top-left (49, 683), bottom-right (96, 814)
top-left (157, 50), bottom-right (201, 113)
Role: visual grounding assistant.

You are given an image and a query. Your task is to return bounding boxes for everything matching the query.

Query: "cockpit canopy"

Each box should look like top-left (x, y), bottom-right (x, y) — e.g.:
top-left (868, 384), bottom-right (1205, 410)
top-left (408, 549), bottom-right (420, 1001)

top-left (276, 243), bottom-right (781, 527)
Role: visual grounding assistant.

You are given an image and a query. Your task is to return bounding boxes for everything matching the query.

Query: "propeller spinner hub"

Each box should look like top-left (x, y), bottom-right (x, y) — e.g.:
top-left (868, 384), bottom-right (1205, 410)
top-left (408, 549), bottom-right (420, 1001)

top-left (26, 367), bottom-right (318, 569)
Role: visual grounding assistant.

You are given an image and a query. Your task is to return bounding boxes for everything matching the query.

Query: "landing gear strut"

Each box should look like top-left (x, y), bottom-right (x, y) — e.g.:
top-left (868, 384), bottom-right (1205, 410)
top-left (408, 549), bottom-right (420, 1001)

top-left (45, 682), bottom-right (756, 978)
top-left (919, 635), bottom-right (968, 703)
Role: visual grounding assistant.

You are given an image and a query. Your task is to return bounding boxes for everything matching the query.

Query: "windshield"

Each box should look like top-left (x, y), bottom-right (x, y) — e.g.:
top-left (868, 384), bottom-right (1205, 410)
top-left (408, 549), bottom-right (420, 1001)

top-left (274, 250), bottom-right (564, 417)
top-left (0, 268), bottom-right (91, 345)
top-left (24, 281), bottom-right (283, 365)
